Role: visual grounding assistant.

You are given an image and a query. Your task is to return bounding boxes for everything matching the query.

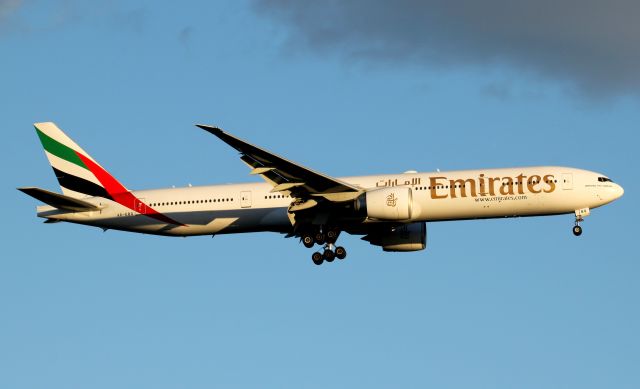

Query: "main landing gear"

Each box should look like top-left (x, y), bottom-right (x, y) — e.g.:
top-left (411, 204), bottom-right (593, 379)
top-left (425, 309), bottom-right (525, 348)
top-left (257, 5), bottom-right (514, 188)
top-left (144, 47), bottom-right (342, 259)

top-left (572, 208), bottom-right (589, 237)
top-left (302, 229), bottom-right (347, 265)
top-left (311, 244), bottom-right (347, 265)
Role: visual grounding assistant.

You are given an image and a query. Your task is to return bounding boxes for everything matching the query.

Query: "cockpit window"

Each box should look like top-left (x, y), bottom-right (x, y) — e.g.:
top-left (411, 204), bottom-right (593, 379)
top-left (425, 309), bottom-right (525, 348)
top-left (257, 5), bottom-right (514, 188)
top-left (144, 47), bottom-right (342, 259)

top-left (598, 177), bottom-right (613, 183)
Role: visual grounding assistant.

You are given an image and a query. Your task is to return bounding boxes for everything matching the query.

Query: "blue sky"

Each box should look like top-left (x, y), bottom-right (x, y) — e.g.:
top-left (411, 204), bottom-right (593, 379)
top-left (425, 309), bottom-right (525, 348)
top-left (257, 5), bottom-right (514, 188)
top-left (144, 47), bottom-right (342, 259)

top-left (1, 1), bottom-right (638, 388)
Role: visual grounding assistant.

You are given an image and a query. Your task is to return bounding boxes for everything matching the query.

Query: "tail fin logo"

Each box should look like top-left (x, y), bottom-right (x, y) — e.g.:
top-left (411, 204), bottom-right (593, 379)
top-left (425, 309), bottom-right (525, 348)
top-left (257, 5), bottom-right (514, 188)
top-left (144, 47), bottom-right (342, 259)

top-left (35, 122), bottom-right (125, 200)
top-left (34, 122), bottom-right (184, 226)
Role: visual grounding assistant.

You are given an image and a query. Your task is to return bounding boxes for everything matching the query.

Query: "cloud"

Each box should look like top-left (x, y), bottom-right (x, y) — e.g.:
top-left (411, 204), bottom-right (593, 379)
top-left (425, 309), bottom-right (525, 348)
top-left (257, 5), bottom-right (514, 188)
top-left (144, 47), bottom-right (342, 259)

top-left (0, 0), bottom-right (23, 32)
top-left (178, 26), bottom-right (192, 47)
top-left (252, 0), bottom-right (640, 98)
top-left (480, 82), bottom-right (514, 101)
top-left (110, 7), bottom-right (147, 34)
top-left (0, 0), bottom-right (21, 18)
top-left (0, 1), bottom-right (148, 36)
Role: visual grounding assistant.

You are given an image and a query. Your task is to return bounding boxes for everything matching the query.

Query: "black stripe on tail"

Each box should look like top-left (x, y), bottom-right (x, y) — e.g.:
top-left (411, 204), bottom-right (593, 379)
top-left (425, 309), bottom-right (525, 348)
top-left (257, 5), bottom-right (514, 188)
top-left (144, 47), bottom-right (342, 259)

top-left (52, 167), bottom-right (113, 200)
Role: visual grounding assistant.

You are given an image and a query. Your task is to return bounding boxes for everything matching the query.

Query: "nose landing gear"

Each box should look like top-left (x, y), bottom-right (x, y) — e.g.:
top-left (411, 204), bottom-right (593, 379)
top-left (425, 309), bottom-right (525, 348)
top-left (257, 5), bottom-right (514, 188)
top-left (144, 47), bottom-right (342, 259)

top-left (572, 208), bottom-right (589, 236)
top-left (572, 224), bottom-right (583, 236)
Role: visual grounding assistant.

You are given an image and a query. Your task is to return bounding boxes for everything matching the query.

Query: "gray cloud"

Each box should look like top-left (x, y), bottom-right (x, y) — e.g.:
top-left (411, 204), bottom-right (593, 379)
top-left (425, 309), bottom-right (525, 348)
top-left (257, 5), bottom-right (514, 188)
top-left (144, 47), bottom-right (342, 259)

top-left (0, 1), bottom-right (148, 35)
top-left (252, 0), bottom-right (640, 98)
top-left (0, 0), bottom-right (21, 18)
top-left (110, 7), bottom-right (147, 34)
top-left (480, 82), bottom-right (514, 101)
top-left (0, 0), bottom-right (23, 32)
top-left (178, 26), bottom-right (192, 47)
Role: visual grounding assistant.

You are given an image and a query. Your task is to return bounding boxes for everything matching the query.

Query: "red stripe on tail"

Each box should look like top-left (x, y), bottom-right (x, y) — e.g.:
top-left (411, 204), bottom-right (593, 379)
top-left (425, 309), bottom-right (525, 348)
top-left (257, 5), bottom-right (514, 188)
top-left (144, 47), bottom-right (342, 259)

top-left (76, 152), bottom-right (185, 226)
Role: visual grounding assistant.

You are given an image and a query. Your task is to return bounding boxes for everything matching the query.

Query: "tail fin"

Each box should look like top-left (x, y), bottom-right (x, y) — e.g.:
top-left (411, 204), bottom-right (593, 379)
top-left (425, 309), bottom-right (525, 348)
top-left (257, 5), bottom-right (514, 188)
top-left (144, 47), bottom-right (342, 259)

top-left (34, 122), bottom-right (128, 200)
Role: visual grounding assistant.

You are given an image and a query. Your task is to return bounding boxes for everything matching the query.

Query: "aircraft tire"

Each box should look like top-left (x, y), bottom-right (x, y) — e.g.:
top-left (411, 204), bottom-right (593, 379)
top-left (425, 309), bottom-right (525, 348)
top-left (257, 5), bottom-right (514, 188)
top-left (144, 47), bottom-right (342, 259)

top-left (323, 249), bottom-right (335, 262)
top-left (335, 246), bottom-right (347, 260)
top-left (312, 252), bottom-right (324, 265)
top-left (573, 225), bottom-right (583, 236)
top-left (302, 234), bottom-right (315, 248)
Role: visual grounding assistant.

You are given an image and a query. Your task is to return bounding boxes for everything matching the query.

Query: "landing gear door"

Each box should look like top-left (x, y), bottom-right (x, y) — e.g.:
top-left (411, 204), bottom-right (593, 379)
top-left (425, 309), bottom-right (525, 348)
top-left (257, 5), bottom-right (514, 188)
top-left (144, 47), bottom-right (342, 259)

top-left (562, 173), bottom-right (573, 190)
top-left (240, 191), bottom-right (252, 208)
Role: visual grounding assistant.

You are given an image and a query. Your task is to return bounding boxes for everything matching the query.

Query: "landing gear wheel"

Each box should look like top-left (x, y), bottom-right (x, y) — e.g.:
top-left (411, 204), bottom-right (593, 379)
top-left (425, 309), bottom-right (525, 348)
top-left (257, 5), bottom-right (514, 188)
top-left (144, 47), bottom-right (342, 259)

top-left (335, 246), bottom-right (347, 260)
top-left (323, 249), bottom-right (335, 262)
top-left (302, 234), bottom-right (315, 248)
top-left (326, 230), bottom-right (339, 244)
top-left (312, 252), bottom-right (324, 265)
top-left (314, 232), bottom-right (326, 245)
top-left (573, 225), bottom-right (583, 236)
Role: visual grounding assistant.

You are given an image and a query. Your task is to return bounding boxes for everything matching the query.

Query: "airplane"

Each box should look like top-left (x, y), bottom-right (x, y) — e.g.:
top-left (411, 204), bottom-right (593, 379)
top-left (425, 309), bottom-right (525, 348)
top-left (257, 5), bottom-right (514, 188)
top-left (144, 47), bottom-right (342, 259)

top-left (19, 122), bottom-right (624, 265)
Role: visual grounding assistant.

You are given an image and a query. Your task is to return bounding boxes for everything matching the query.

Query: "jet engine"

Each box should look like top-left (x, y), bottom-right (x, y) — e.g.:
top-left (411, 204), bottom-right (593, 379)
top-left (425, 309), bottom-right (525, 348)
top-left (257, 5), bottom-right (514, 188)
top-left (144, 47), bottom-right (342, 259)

top-left (363, 222), bottom-right (427, 252)
top-left (355, 187), bottom-right (413, 221)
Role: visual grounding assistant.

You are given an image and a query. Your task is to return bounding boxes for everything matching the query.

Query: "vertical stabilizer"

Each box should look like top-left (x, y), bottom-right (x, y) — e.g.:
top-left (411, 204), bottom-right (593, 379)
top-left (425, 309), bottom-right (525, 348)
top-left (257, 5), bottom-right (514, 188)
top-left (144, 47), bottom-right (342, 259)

top-left (34, 122), bottom-right (127, 200)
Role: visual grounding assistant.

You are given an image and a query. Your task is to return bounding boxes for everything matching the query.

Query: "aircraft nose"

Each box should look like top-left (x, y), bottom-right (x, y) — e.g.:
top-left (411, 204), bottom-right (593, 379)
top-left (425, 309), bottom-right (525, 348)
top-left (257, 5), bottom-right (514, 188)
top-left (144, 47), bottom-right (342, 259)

top-left (614, 183), bottom-right (624, 199)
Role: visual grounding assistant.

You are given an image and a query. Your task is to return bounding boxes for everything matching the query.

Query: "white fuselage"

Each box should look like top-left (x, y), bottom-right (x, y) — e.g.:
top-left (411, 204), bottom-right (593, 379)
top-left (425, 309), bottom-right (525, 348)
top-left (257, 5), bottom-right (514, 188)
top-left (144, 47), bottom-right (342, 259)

top-left (36, 166), bottom-right (623, 236)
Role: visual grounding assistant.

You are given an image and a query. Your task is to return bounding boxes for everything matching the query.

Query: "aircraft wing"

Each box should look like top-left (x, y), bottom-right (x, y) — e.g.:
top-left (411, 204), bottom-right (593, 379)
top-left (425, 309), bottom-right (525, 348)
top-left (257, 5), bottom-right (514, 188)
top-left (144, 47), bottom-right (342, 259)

top-left (197, 125), bottom-right (362, 202)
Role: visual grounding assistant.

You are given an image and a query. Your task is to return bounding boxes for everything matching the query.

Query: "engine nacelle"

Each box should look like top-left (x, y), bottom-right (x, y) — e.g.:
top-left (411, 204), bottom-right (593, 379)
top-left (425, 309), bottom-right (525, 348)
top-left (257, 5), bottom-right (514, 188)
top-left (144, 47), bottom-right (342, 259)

top-left (356, 187), bottom-right (413, 221)
top-left (363, 222), bottom-right (427, 252)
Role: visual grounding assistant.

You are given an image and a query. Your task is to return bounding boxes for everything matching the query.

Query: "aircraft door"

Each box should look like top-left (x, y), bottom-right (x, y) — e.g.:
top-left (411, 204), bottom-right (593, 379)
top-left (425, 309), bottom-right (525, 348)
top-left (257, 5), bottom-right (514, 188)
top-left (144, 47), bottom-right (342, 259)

top-left (240, 191), bottom-right (252, 208)
top-left (562, 173), bottom-right (573, 190)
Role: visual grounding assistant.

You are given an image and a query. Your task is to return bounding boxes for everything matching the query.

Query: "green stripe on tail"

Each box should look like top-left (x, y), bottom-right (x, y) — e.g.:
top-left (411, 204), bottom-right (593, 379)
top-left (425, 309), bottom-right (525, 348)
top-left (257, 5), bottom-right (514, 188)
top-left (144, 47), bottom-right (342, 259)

top-left (35, 127), bottom-right (88, 170)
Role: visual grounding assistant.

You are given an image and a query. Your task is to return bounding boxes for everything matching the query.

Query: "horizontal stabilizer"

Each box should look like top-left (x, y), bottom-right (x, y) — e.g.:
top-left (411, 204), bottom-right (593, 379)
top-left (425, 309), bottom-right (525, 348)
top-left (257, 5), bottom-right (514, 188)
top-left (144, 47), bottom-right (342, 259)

top-left (18, 187), bottom-right (101, 212)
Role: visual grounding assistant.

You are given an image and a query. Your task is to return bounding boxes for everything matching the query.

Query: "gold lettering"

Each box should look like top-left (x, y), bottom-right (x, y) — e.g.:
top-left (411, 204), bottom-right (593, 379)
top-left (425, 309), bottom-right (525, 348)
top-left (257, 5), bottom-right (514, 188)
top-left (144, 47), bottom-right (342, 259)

top-left (488, 177), bottom-right (500, 196)
top-left (429, 176), bottom-right (448, 199)
top-left (500, 177), bottom-right (514, 195)
top-left (449, 178), bottom-right (477, 198)
top-left (429, 173), bottom-right (554, 199)
top-left (478, 174), bottom-right (487, 196)
top-left (543, 174), bottom-right (556, 193)
top-left (527, 175), bottom-right (542, 193)
top-left (516, 174), bottom-right (526, 195)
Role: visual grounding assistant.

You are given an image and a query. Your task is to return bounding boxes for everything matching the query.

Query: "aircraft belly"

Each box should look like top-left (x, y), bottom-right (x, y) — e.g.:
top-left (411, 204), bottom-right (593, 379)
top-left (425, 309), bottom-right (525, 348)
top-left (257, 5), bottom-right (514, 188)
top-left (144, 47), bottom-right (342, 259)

top-left (169, 207), bottom-right (290, 236)
top-left (59, 206), bottom-right (290, 237)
